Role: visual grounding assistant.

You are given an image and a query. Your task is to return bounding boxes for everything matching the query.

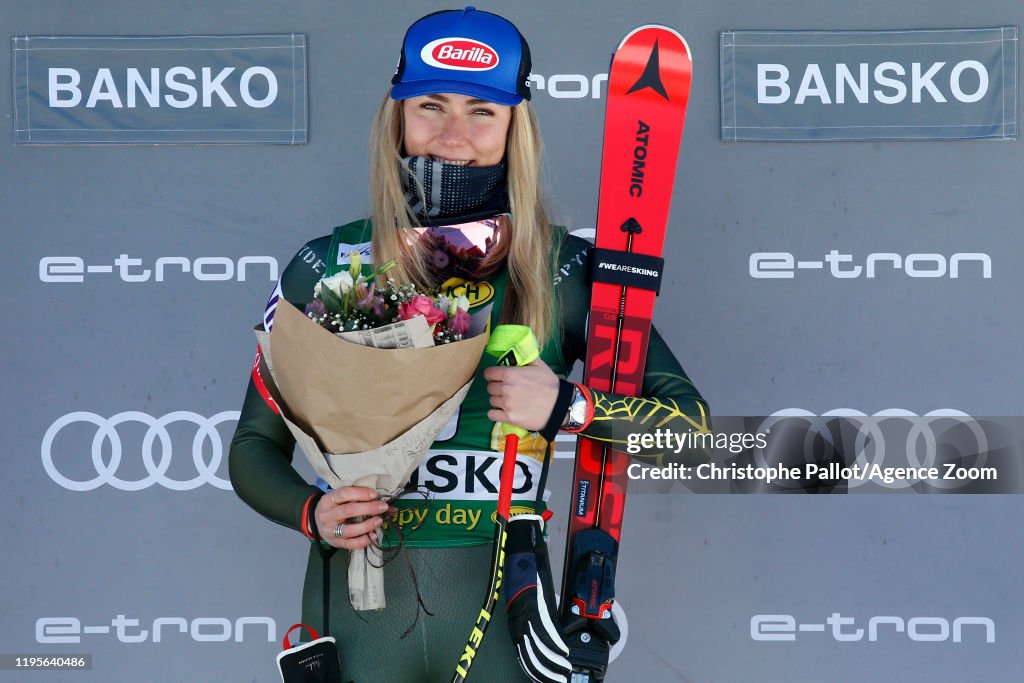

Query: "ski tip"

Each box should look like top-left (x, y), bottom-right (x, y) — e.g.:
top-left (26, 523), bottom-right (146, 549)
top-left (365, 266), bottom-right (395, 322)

top-left (617, 24), bottom-right (692, 61)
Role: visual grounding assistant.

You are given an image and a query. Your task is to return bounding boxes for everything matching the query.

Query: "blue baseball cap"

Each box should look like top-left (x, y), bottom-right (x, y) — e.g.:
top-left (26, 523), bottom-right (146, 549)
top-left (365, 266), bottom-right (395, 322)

top-left (391, 7), bottom-right (532, 106)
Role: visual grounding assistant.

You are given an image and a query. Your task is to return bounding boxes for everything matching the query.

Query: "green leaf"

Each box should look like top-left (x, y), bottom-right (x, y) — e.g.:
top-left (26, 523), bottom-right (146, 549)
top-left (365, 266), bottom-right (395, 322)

top-left (319, 285), bottom-right (345, 315)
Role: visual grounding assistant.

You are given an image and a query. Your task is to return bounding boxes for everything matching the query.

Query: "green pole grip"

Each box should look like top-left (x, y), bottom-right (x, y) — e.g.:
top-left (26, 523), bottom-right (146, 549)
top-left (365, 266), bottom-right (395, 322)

top-left (484, 324), bottom-right (540, 437)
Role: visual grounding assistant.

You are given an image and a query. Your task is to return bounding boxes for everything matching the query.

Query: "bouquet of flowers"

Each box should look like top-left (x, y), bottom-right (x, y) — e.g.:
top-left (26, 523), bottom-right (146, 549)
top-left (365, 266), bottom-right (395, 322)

top-left (304, 251), bottom-right (472, 345)
top-left (253, 249), bottom-right (488, 610)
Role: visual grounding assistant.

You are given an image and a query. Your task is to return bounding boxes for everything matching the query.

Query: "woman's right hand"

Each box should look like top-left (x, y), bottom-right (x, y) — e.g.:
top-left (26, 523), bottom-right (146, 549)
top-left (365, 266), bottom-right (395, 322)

top-left (315, 486), bottom-right (388, 550)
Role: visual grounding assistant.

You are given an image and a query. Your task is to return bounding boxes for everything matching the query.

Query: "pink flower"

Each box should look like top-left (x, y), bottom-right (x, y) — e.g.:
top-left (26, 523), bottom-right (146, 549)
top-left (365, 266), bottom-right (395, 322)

top-left (399, 294), bottom-right (446, 327)
top-left (449, 309), bottom-right (471, 336)
top-left (356, 283), bottom-right (374, 307)
top-left (356, 283), bottom-right (385, 316)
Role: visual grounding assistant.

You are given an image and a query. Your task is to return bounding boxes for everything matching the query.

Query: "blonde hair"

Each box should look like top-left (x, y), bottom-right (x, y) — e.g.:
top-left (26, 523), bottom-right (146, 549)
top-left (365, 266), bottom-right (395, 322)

top-left (368, 93), bottom-right (555, 345)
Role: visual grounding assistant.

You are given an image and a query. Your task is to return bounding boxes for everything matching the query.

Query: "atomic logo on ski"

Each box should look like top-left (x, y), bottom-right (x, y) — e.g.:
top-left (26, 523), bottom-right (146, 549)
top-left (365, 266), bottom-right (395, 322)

top-left (626, 39), bottom-right (669, 101)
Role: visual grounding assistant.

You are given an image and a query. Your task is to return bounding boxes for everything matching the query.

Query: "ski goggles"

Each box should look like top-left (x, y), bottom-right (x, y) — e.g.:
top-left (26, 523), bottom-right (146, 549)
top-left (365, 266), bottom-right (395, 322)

top-left (407, 217), bottom-right (506, 280)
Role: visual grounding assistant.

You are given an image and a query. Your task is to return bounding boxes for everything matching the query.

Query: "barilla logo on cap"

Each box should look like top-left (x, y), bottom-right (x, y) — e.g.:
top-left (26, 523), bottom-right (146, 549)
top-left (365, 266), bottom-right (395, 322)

top-left (420, 37), bottom-right (499, 71)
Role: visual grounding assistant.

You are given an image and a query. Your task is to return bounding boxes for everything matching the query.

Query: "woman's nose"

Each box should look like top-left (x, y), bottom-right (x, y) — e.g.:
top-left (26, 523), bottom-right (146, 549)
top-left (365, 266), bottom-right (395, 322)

top-left (438, 113), bottom-right (469, 146)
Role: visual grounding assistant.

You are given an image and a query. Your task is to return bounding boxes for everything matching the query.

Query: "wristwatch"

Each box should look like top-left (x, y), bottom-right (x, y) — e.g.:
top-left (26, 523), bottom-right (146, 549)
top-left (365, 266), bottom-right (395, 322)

top-left (562, 383), bottom-right (588, 432)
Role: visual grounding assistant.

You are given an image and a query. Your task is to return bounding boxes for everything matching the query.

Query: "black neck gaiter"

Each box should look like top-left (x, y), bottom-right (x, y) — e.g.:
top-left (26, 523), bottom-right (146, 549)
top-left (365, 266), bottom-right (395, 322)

top-left (400, 156), bottom-right (509, 224)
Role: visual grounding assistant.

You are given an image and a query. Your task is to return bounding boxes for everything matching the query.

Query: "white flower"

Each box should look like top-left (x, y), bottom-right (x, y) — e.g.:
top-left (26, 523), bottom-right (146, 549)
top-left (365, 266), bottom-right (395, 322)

top-left (319, 271), bottom-right (354, 298)
top-left (455, 294), bottom-right (471, 312)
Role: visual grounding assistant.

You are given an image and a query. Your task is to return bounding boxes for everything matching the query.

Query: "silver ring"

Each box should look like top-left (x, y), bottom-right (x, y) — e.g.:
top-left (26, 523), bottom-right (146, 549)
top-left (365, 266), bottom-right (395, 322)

top-left (333, 523), bottom-right (346, 539)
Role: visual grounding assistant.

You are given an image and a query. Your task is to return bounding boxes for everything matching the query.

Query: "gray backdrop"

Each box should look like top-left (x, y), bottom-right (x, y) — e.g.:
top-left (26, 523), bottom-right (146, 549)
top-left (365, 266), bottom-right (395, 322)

top-left (3, 1), bottom-right (1021, 681)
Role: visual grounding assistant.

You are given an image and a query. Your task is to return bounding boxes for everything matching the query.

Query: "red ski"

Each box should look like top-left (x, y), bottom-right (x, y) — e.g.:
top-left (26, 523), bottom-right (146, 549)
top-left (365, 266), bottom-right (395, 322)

top-left (560, 24), bottom-right (692, 680)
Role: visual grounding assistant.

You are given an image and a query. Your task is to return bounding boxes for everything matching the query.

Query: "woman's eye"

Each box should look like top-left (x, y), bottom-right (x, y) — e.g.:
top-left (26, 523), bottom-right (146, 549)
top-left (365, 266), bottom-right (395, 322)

top-left (473, 108), bottom-right (495, 116)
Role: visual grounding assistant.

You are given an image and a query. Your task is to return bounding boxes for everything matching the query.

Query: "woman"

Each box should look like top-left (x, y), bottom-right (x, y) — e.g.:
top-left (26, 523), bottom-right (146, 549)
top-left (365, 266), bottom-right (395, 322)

top-left (230, 8), bottom-right (709, 681)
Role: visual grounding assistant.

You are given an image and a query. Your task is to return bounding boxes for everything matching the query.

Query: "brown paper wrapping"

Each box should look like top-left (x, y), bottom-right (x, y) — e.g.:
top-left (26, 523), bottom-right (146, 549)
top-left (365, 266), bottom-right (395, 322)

top-left (252, 299), bottom-right (487, 610)
top-left (265, 300), bottom-right (485, 455)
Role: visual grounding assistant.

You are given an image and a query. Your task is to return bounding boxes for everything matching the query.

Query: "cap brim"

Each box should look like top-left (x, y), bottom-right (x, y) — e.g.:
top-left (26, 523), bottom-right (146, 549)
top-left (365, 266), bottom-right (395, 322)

top-left (391, 79), bottom-right (523, 107)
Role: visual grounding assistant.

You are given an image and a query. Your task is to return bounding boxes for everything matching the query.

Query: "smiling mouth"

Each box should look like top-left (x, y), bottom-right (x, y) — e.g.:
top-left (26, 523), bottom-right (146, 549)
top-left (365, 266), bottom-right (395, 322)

top-left (430, 155), bottom-right (472, 166)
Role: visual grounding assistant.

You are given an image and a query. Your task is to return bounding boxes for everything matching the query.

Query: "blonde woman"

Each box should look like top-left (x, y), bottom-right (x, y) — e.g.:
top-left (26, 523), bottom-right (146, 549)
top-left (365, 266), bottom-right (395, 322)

top-left (230, 8), bottom-right (709, 681)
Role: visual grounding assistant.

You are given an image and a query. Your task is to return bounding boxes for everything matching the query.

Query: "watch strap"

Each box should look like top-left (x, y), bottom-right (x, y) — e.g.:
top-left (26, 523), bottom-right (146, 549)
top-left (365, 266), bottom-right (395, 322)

top-left (539, 379), bottom-right (576, 443)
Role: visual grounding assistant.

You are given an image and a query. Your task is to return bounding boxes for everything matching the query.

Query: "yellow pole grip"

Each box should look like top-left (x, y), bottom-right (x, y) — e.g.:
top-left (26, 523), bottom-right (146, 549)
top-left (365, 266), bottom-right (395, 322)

top-left (484, 324), bottom-right (539, 437)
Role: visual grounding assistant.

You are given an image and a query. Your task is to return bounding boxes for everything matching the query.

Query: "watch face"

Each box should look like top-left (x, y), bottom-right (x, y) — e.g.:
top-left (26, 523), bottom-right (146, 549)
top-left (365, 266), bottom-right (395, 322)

top-left (569, 395), bottom-right (587, 425)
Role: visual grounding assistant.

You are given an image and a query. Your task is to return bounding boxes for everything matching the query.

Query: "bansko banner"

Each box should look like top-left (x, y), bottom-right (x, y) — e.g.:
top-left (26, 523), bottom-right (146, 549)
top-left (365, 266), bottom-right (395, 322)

top-left (720, 27), bottom-right (1018, 141)
top-left (12, 34), bottom-right (308, 144)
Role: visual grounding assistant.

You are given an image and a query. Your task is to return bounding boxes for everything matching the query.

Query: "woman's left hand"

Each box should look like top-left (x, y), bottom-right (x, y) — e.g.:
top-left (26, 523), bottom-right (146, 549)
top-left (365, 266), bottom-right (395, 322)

top-left (483, 359), bottom-right (560, 431)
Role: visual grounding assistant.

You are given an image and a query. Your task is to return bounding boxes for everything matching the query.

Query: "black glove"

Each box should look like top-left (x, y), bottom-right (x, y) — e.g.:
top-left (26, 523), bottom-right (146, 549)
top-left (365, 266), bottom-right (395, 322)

top-left (504, 515), bottom-right (572, 683)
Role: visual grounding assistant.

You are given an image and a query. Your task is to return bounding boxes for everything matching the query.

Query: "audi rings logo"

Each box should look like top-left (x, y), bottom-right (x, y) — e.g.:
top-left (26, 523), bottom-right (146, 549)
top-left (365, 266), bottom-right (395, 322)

top-left (754, 409), bottom-right (994, 490)
top-left (42, 411), bottom-right (238, 491)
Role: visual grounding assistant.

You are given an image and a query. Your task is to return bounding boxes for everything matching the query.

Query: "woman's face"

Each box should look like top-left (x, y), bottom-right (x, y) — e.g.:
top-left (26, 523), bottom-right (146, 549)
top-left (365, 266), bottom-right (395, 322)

top-left (402, 93), bottom-right (512, 168)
